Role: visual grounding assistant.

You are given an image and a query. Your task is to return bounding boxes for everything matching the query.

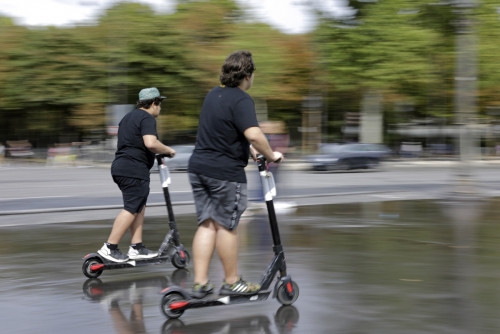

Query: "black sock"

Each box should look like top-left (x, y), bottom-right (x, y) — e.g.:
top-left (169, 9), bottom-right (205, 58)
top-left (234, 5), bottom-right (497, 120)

top-left (106, 243), bottom-right (118, 250)
top-left (131, 242), bottom-right (143, 250)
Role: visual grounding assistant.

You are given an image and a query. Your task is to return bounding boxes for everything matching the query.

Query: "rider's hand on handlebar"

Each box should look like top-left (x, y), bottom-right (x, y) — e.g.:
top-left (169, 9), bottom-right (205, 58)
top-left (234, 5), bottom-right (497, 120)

top-left (271, 151), bottom-right (283, 164)
top-left (160, 150), bottom-right (176, 159)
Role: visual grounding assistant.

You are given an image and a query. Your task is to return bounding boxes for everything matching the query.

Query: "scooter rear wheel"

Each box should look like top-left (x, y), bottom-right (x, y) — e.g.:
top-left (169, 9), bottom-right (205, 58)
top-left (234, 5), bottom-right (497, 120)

top-left (82, 257), bottom-right (104, 279)
top-left (276, 281), bottom-right (299, 306)
top-left (171, 250), bottom-right (190, 269)
top-left (161, 293), bottom-right (186, 319)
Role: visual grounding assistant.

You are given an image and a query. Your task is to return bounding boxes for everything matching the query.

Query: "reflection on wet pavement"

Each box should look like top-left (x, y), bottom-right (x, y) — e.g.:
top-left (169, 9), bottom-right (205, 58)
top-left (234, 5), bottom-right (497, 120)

top-left (2, 199), bottom-right (500, 333)
top-left (82, 271), bottom-right (189, 334)
top-left (160, 307), bottom-right (299, 334)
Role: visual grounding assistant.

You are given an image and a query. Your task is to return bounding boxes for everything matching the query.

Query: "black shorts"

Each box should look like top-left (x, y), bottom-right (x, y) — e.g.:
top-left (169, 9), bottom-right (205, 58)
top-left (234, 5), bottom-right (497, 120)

top-left (189, 173), bottom-right (247, 231)
top-left (112, 175), bottom-right (150, 214)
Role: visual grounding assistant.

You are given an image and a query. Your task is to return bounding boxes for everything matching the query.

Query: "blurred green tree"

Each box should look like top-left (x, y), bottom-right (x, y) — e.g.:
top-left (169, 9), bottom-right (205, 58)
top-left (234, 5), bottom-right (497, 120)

top-left (476, 1), bottom-right (500, 113)
top-left (6, 0), bottom-right (500, 150)
top-left (311, 0), bottom-right (464, 147)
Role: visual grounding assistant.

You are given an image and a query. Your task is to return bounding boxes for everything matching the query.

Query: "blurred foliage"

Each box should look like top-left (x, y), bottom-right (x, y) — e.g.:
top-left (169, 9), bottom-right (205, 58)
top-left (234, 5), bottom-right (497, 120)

top-left (315, 0), bottom-right (453, 126)
top-left (313, 0), bottom-right (500, 144)
top-left (0, 0), bottom-right (312, 146)
top-left (1, 0), bottom-right (500, 148)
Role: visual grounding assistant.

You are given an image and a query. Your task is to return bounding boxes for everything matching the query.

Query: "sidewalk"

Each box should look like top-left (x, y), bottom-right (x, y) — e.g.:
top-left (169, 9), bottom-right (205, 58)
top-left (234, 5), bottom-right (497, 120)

top-left (281, 157), bottom-right (500, 171)
top-left (1, 162), bottom-right (499, 227)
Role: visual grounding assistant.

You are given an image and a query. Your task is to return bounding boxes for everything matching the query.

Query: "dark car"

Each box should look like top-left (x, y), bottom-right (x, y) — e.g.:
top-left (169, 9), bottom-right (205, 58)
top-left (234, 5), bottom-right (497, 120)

top-left (305, 143), bottom-right (392, 171)
top-left (150, 145), bottom-right (194, 173)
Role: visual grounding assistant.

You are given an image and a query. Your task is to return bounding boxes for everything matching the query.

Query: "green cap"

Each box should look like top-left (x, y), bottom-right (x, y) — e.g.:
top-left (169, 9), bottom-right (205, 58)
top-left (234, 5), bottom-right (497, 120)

top-left (138, 87), bottom-right (166, 101)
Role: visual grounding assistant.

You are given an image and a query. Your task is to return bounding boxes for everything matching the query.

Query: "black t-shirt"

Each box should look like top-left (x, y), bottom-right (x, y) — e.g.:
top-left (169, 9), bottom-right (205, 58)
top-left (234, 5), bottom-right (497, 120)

top-left (188, 86), bottom-right (259, 183)
top-left (111, 108), bottom-right (157, 181)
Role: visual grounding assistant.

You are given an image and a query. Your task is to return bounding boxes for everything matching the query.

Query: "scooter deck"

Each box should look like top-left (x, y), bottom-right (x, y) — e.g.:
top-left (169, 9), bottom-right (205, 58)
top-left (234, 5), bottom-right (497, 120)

top-left (84, 252), bottom-right (172, 270)
top-left (180, 290), bottom-right (272, 309)
top-left (105, 254), bottom-right (171, 268)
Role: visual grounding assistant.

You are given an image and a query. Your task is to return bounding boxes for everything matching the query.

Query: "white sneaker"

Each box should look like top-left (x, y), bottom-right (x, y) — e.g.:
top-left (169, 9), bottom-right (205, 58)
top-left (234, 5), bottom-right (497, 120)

top-left (127, 246), bottom-right (158, 259)
top-left (97, 243), bottom-right (129, 262)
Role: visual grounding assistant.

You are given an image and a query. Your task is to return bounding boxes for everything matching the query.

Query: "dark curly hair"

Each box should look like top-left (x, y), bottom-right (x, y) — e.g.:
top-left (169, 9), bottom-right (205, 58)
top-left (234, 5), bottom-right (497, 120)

top-left (136, 96), bottom-right (164, 109)
top-left (219, 50), bottom-right (256, 87)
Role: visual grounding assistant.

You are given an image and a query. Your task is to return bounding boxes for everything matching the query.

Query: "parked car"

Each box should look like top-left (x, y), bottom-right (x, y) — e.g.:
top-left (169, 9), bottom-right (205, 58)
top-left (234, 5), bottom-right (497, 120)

top-left (305, 143), bottom-right (392, 171)
top-left (150, 145), bottom-right (194, 173)
top-left (5, 140), bottom-right (34, 158)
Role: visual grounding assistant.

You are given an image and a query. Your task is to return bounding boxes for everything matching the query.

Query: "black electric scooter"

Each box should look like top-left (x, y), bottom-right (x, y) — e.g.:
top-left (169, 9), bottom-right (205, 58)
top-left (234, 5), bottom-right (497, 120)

top-left (82, 155), bottom-right (190, 279)
top-left (159, 155), bottom-right (299, 319)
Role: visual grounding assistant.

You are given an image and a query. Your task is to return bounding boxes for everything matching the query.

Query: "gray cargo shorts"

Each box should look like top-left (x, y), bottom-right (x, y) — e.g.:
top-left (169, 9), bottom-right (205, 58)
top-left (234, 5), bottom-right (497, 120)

top-left (189, 173), bottom-right (247, 231)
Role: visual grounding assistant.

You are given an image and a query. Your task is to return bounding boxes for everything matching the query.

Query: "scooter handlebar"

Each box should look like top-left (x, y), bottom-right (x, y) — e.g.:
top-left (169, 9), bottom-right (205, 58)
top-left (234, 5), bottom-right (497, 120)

top-left (256, 154), bottom-right (282, 172)
top-left (256, 154), bottom-right (282, 165)
top-left (155, 153), bottom-right (174, 165)
top-left (158, 153), bottom-right (174, 158)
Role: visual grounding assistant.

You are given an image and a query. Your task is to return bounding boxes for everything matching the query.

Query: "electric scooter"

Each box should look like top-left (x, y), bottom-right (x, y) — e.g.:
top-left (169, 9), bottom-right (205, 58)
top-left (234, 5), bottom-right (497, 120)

top-left (159, 155), bottom-right (299, 319)
top-left (82, 154), bottom-right (190, 279)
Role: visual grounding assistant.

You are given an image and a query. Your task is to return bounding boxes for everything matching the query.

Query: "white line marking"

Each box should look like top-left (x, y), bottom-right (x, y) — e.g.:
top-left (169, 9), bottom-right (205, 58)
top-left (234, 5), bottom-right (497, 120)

top-left (0, 191), bottom-right (191, 201)
top-left (150, 191), bottom-right (191, 194)
top-left (0, 195), bottom-right (74, 201)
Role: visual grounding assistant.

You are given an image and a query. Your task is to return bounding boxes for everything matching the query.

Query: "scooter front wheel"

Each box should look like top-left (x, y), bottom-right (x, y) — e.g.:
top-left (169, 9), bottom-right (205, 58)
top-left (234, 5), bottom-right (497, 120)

top-left (161, 292), bottom-right (186, 319)
top-left (82, 257), bottom-right (104, 279)
top-left (276, 281), bottom-right (299, 306)
top-left (171, 250), bottom-right (190, 269)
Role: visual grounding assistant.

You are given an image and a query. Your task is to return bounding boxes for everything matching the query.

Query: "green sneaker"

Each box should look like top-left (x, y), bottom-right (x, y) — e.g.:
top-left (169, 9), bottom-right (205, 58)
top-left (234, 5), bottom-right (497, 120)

top-left (219, 276), bottom-right (261, 296)
top-left (191, 281), bottom-right (214, 299)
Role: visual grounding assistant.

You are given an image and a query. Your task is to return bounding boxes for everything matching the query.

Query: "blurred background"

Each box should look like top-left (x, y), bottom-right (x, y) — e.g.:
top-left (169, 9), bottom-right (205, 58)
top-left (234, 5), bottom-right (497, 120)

top-left (0, 0), bottom-right (496, 164)
top-left (4, 2), bottom-right (500, 333)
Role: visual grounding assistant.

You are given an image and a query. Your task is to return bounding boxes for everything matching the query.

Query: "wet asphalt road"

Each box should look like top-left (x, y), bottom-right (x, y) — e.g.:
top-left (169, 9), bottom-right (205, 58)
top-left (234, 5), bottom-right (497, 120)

top-left (2, 200), bottom-right (500, 333)
top-left (2, 162), bottom-right (500, 333)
